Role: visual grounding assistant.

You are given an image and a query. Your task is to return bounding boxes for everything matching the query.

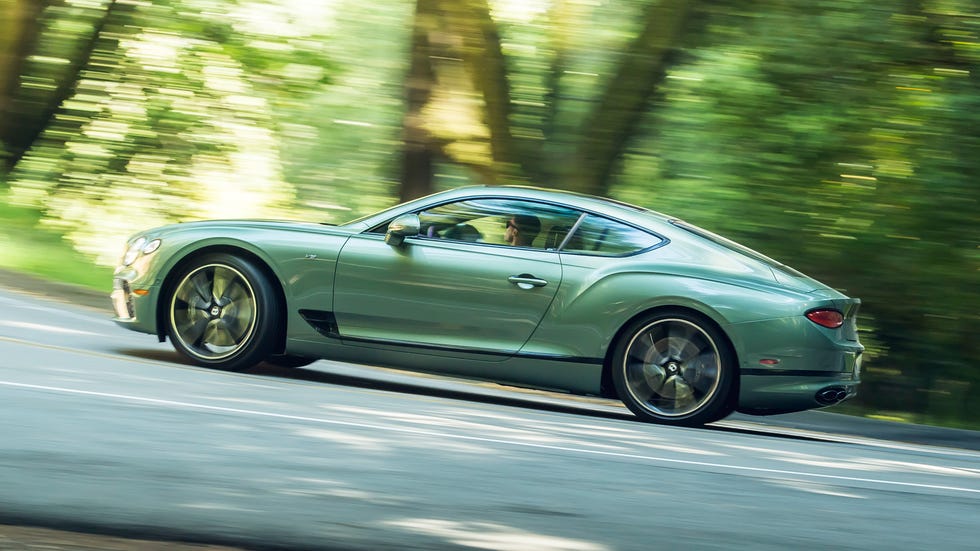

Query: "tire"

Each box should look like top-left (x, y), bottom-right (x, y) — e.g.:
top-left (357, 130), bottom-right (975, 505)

top-left (166, 253), bottom-right (280, 371)
top-left (611, 310), bottom-right (736, 426)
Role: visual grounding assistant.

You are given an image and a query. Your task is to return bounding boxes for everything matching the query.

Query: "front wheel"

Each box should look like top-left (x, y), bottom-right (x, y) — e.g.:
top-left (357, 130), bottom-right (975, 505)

top-left (166, 254), bottom-right (280, 371)
top-left (611, 311), bottom-right (736, 426)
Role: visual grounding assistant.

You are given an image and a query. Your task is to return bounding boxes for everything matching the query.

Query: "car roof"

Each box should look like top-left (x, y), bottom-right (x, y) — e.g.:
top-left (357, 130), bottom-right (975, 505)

top-left (344, 185), bottom-right (675, 229)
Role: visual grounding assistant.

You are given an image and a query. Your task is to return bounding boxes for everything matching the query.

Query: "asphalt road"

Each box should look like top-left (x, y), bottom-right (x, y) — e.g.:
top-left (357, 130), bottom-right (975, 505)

top-left (1, 279), bottom-right (979, 550)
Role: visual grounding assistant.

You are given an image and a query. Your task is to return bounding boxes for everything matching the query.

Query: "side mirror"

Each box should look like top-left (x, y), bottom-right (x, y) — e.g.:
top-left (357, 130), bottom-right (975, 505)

top-left (384, 214), bottom-right (420, 246)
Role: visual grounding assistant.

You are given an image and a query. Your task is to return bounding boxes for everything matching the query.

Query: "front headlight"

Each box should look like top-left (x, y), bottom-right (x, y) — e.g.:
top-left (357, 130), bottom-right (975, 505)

top-left (122, 237), bottom-right (147, 266)
top-left (121, 237), bottom-right (162, 266)
top-left (141, 238), bottom-right (161, 255)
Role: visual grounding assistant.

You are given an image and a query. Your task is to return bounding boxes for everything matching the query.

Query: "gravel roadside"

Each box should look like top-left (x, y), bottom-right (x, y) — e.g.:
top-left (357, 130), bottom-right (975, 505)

top-left (0, 524), bottom-right (243, 551)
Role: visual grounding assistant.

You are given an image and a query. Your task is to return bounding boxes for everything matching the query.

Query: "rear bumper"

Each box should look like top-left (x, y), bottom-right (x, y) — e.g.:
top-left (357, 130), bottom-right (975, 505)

top-left (737, 373), bottom-right (860, 415)
top-left (728, 314), bottom-right (863, 415)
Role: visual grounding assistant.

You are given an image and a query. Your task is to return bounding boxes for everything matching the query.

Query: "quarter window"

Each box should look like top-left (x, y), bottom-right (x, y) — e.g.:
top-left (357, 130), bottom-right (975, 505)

top-left (562, 215), bottom-right (662, 256)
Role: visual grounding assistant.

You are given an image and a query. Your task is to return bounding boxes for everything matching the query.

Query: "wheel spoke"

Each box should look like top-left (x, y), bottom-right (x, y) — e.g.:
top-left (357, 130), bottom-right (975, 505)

top-left (172, 294), bottom-right (195, 312)
top-left (639, 363), bottom-right (667, 392)
top-left (667, 323), bottom-right (695, 359)
top-left (664, 375), bottom-right (696, 407)
top-left (223, 279), bottom-right (255, 340)
top-left (177, 316), bottom-right (210, 347)
top-left (206, 319), bottom-right (237, 347)
top-left (627, 330), bottom-right (669, 365)
top-left (200, 319), bottom-right (220, 346)
top-left (212, 267), bottom-right (235, 305)
top-left (627, 341), bottom-right (652, 364)
top-left (175, 276), bottom-right (209, 310)
top-left (683, 350), bottom-right (720, 393)
top-left (225, 278), bottom-right (250, 305)
top-left (224, 307), bottom-right (251, 341)
top-left (190, 269), bottom-right (214, 304)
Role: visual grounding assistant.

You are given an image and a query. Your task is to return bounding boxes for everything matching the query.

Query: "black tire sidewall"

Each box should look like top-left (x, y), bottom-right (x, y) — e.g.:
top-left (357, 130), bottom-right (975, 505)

top-left (612, 310), bottom-right (736, 426)
top-left (166, 253), bottom-right (279, 371)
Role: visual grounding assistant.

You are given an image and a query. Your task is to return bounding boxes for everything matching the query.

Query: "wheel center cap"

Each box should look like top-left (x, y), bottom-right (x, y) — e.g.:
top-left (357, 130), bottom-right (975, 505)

top-left (666, 362), bottom-right (680, 373)
top-left (210, 305), bottom-right (221, 317)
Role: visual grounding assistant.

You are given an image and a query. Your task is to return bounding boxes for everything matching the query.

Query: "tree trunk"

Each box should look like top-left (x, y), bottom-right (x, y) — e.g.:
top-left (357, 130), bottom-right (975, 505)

top-left (0, 0), bottom-right (119, 174)
top-left (399, 0), bottom-right (440, 202)
top-left (451, 0), bottom-right (518, 180)
top-left (571, 0), bottom-right (698, 197)
top-left (0, 0), bottom-right (47, 174)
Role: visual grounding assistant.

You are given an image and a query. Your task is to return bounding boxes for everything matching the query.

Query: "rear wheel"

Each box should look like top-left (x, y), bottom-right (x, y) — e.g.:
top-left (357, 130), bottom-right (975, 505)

top-left (166, 254), bottom-right (280, 371)
top-left (611, 311), bottom-right (735, 426)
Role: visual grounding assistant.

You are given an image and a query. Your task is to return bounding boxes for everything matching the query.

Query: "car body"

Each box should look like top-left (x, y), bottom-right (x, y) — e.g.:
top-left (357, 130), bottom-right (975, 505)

top-left (111, 185), bottom-right (863, 426)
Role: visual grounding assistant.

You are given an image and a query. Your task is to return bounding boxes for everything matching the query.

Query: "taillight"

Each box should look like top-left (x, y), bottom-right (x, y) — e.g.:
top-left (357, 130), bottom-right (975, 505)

top-left (806, 309), bottom-right (844, 329)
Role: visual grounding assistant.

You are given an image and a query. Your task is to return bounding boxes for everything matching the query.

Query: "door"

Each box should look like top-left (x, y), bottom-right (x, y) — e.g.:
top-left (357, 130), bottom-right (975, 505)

top-left (332, 198), bottom-right (579, 357)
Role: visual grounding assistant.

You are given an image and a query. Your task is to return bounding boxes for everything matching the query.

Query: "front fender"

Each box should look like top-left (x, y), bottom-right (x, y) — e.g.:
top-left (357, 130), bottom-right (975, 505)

top-left (115, 223), bottom-right (350, 338)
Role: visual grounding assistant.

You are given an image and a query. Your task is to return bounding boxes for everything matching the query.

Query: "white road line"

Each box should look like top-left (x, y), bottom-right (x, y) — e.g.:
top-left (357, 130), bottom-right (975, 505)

top-left (0, 293), bottom-right (114, 326)
top-left (0, 320), bottom-right (100, 336)
top-left (3, 334), bottom-right (979, 460)
top-left (2, 379), bottom-right (979, 496)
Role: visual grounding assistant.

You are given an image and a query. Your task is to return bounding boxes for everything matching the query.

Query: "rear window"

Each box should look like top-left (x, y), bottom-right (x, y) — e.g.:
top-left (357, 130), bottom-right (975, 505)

top-left (670, 220), bottom-right (807, 277)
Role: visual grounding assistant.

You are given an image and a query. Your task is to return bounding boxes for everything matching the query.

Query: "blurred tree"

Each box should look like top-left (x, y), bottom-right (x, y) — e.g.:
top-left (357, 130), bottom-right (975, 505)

top-left (6, 0), bottom-right (336, 261)
top-left (400, 0), bottom-right (706, 199)
top-left (399, 0), bottom-right (439, 202)
top-left (570, 0), bottom-right (697, 196)
top-left (0, 0), bottom-right (41, 170)
top-left (838, 2), bottom-right (980, 421)
top-left (0, 0), bottom-right (99, 174)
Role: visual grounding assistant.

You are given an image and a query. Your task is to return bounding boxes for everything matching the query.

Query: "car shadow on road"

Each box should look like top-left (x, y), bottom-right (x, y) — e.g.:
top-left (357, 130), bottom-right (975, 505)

top-left (115, 346), bottom-right (637, 420)
top-left (114, 348), bottom-right (832, 444)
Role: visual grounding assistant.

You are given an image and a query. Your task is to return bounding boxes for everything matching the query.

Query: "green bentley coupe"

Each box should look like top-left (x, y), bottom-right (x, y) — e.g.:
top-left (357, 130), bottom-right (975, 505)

top-left (111, 186), bottom-right (863, 426)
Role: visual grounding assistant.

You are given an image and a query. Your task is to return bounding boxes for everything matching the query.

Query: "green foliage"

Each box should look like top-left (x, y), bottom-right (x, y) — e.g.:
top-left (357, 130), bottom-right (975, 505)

top-left (7, 0), bottom-right (346, 263)
top-left (276, 0), bottom-right (413, 221)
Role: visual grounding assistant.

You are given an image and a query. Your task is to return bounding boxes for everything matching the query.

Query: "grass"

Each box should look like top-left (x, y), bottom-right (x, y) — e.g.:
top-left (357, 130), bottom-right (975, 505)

top-left (0, 197), bottom-right (113, 292)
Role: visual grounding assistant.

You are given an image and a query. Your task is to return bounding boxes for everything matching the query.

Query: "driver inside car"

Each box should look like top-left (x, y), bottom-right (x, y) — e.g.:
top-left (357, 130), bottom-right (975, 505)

top-left (505, 214), bottom-right (541, 247)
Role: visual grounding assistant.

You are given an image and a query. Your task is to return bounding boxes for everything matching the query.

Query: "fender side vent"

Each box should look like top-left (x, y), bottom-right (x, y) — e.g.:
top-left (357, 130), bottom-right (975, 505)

top-left (299, 309), bottom-right (340, 339)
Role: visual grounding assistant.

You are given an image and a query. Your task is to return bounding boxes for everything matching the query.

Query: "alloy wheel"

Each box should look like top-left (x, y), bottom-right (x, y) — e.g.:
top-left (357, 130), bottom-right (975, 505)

top-left (169, 263), bottom-right (258, 361)
top-left (621, 318), bottom-right (723, 418)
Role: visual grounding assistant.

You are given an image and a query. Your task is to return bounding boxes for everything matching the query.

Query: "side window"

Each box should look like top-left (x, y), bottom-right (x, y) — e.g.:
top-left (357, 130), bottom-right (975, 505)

top-left (416, 199), bottom-right (581, 249)
top-left (563, 214), bottom-right (662, 256)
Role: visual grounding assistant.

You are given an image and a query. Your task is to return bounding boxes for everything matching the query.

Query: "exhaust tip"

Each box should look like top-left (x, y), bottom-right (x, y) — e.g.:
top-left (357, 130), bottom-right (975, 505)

top-left (815, 386), bottom-right (849, 406)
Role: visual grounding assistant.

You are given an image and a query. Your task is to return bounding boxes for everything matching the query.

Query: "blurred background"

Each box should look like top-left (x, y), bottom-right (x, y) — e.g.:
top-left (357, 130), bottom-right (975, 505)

top-left (0, 0), bottom-right (977, 427)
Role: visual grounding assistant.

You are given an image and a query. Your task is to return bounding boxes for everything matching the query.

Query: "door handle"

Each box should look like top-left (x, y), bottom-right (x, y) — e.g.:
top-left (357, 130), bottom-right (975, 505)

top-left (508, 274), bottom-right (548, 290)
